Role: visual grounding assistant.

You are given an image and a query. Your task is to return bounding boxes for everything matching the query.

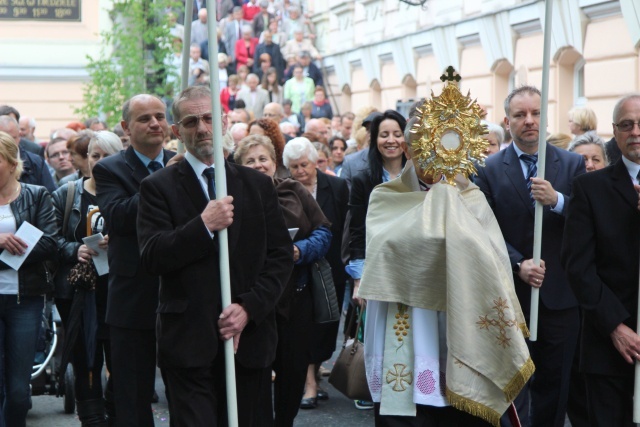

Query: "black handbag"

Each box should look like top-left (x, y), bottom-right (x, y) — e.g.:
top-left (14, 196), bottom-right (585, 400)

top-left (310, 258), bottom-right (340, 324)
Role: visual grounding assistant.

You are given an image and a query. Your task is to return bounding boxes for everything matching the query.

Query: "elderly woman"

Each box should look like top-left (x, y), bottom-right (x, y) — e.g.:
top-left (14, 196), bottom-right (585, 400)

top-left (52, 131), bottom-right (123, 425)
top-left (568, 131), bottom-right (608, 172)
top-left (568, 106), bottom-right (598, 138)
top-left (481, 120), bottom-right (503, 156)
top-left (282, 137), bottom-right (350, 409)
top-left (235, 135), bottom-right (331, 426)
top-left (248, 118), bottom-right (288, 178)
top-left (0, 131), bottom-right (57, 427)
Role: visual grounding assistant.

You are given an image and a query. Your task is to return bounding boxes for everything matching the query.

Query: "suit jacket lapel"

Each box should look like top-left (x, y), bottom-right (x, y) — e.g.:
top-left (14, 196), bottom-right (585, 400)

top-left (178, 159), bottom-right (208, 212)
top-left (611, 160), bottom-right (638, 210)
top-left (124, 147), bottom-right (150, 185)
top-left (544, 144), bottom-right (560, 188)
top-left (316, 171), bottom-right (330, 212)
top-left (226, 163), bottom-right (242, 255)
top-left (504, 145), bottom-right (535, 215)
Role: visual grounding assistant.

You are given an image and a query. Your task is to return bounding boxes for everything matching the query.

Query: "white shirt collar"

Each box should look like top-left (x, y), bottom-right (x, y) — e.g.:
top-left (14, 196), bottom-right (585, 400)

top-left (621, 155), bottom-right (640, 183)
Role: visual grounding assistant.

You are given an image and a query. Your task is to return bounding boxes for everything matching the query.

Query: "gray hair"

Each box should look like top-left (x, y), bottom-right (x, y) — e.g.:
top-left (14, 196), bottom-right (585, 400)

top-left (482, 120), bottom-right (505, 144)
top-left (282, 137), bottom-right (318, 168)
top-left (88, 130), bottom-right (124, 155)
top-left (312, 141), bottom-right (330, 159)
top-left (568, 130), bottom-right (608, 165)
top-left (172, 86), bottom-right (212, 122)
top-left (612, 93), bottom-right (640, 123)
top-left (504, 85), bottom-right (541, 117)
top-left (404, 116), bottom-right (420, 147)
top-left (0, 115), bottom-right (18, 129)
top-left (242, 25), bottom-right (253, 35)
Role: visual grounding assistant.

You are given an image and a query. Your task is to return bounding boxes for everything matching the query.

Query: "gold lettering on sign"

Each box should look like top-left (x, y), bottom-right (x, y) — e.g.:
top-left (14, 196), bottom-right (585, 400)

top-left (11, 0), bottom-right (26, 6)
top-left (13, 6), bottom-right (27, 16)
top-left (0, 0), bottom-right (9, 6)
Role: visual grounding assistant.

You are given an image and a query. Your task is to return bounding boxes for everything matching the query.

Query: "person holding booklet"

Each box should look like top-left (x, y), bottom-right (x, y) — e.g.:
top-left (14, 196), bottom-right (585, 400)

top-left (52, 130), bottom-right (123, 425)
top-left (0, 130), bottom-right (58, 427)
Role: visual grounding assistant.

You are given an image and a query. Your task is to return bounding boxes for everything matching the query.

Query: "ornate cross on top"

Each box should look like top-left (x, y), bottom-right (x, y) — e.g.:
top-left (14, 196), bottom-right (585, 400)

top-left (440, 66), bottom-right (461, 83)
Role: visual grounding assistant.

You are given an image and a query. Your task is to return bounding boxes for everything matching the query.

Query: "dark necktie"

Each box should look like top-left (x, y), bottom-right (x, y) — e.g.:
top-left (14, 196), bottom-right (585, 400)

top-left (202, 168), bottom-right (216, 200)
top-left (148, 161), bottom-right (163, 173)
top-left (520, 154), bottom-right (538, 205)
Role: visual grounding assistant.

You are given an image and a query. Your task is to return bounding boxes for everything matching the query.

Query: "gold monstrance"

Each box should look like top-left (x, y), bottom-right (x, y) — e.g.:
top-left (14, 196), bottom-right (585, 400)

top-left (410, 66), bottom-right (488, 185)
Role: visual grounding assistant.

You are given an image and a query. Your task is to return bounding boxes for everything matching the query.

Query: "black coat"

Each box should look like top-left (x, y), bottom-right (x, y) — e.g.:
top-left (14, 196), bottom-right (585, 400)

top-left (137, 159), bottom-right (293, 369)
top-left (562, 160), bottom-right (640, 376)
top-left (93, 146), bottom-right (176, 330)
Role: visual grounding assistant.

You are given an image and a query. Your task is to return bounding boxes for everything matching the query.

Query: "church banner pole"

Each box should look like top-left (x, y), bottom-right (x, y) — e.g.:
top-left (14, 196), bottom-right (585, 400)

top-left (529, 0), bottom-right (553, 342)
top-left (206, 4), bottom-right (239, 426)
top-left (178, 0), bottom-right (194, 154)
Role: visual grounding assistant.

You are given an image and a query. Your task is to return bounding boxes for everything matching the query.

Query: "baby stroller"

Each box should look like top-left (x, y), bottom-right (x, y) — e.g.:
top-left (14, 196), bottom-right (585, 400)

top-left (30, 298), bottom-right (75, 414)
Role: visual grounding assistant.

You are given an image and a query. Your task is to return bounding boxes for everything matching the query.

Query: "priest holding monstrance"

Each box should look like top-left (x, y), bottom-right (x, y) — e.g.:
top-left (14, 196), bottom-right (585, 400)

top-left (357, 68), bottom-right (533, 426)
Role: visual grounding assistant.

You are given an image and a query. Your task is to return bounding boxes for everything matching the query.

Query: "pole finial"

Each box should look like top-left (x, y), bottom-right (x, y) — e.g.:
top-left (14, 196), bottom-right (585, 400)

top-left (440, 66), bottom-right (461, 83)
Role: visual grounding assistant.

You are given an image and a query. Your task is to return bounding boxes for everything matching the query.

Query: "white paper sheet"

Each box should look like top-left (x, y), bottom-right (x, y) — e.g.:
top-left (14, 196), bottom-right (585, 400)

top-left (288, 228), bottom-right (299, 240)
top-left (0, 221), bottom-right (43, 270)
top-left (82, 233), bottom-right (109, 276)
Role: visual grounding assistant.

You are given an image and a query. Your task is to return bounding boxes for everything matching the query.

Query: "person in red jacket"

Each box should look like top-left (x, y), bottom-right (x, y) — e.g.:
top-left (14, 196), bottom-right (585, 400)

top-left (242, 0), bottom-right (261, 22)
top-left (235, 25), bottom-right (259, 72)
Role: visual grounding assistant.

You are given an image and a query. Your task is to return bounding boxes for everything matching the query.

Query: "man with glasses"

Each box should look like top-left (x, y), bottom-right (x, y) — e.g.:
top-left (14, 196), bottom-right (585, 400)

top-left (562, 93), bottom-right (640, 426)
top-left (46, 137), bottom-right (75, 186)
top-left (137, 85), bottom-right (292, 426)
top-left (93, 94), bottom-right (175, 427)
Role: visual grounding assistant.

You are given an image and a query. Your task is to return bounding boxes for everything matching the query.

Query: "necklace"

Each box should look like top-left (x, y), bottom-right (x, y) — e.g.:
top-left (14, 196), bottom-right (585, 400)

top-left (0, 183), bottom-right (20, 206)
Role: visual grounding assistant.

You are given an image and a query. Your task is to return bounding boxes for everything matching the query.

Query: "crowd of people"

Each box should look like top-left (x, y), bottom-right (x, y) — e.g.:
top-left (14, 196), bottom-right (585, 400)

top-left (0, 3), bottom-right (639, 427)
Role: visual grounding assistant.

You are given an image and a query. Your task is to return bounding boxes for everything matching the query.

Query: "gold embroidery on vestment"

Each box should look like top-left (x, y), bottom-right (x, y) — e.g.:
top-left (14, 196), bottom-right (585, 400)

top-left (386, 363), bottom-right (414, 392)
top-left (476, 297), bottom-right (518, 348)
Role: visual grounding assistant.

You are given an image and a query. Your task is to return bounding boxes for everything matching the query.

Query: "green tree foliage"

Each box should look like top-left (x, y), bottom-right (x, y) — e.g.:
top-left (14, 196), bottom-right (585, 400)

top-left (76, 0), bottom-right (181, 128)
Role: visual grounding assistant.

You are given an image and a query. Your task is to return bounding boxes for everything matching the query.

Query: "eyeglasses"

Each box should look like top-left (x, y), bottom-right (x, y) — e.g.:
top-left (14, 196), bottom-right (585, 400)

top-left (614, 120), bottom-right (640, 132)
top-left (177, 113), bottom-right (213, 128)
top-left (49, 150), bottom-right (70, 160)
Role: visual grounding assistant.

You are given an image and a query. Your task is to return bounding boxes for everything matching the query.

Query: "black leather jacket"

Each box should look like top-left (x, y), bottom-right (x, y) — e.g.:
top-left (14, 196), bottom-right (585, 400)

top-left (0, 183), bottom-right (58, 297)
top-left (51, 178), bottom-right (84, 299)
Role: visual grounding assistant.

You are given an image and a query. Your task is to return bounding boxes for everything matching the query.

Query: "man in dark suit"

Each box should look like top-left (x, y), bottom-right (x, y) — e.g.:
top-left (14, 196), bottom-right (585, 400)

top-left (475, 86), bottom-right (585, 427)
top-left (253, 30), bottom-right (285, 82)
top-left (93, 94), bottom-right (175, 427)
top-left (137, 86), bottom-right (293, 426)
top-left (0, 105), bottom-right (45, 157)
top-left (0, 115), bottom-right (55, 192)
top-left (562, 94), bottom-right (640, 426)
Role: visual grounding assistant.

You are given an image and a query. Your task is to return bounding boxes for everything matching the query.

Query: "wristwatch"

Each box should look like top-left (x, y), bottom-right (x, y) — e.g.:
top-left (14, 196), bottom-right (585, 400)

top-left (514, 262), bottom-right (522, 273)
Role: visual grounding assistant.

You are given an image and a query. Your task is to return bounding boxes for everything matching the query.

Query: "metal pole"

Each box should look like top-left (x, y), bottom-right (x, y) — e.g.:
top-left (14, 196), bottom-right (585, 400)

top-left (178, 0), bottom-right (194, 154)
top-left (529, 0), bottom-right (553, 342)
top-left (207, 3), bottom-right (238, 426)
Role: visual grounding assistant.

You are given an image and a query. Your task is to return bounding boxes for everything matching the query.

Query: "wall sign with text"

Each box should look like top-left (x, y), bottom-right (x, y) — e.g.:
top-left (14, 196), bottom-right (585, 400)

top-left (0, 0), bottom-right (81, 21)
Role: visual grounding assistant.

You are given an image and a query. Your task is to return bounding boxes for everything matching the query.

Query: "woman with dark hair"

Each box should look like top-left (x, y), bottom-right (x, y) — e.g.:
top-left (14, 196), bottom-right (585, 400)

top-left (328, 136), bottom-right (347, 176)
top-left (262, 67), bottom-right (283, 104)
top-left (346, 110), bottom-right (407, 410)
top-left (248, 118), bottom-right (289, 178)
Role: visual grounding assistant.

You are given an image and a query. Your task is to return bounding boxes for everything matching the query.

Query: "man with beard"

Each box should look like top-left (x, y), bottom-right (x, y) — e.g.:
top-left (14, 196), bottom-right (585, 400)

top-left (475, 85), bottom-right (585, 426)
top-left (137, 86), bottom-right (292, 426)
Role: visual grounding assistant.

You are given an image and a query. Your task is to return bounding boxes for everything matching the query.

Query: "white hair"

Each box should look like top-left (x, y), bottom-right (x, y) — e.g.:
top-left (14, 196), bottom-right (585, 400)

top-left (282, 137), bottom-right (318, 168)
top-left (482, 120), bottom-right (505, 144)
top-left (89, 131), bottom-right (124, 155)
top-left (279, 122), bottom-right (295, 133)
